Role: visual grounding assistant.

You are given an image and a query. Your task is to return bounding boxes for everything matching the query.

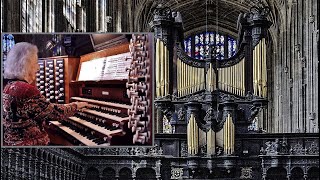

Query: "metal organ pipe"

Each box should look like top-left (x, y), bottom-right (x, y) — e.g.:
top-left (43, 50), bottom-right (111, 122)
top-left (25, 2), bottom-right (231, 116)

top-left (253, 38), bottom-right (267, 97)
top-left (155, 39), bottom-right (170, 98)
top-left (176, 59), bottom-right (205, 97)
top-left (217, 58), bottom-right (245, 96)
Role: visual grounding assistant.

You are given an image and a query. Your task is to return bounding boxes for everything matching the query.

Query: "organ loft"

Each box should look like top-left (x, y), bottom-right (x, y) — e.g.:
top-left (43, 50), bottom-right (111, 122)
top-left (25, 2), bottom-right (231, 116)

top-left (1, 0), bottom-right (319, 179)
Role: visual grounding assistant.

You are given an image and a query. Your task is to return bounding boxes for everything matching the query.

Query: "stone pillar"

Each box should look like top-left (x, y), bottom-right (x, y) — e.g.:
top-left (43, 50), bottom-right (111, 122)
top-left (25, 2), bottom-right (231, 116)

top-left (95, 0), bottom-right (99, 31)
top-left (54, 159), bottom-right (58, 180)
top-left (27, 149), bottom-right (33, 180)
top-left (76, 1), bottom-right (83, 31)
top-left (14, 149), bottom-right (20, 178)
top-left (39, 152), bottom-right (44, 179)
top-left (99, 0), bottom-right (105, 31)
top-left (6, 149), bottom-right (12, 179)
top-left (34, 150), bottom-right (38, 180)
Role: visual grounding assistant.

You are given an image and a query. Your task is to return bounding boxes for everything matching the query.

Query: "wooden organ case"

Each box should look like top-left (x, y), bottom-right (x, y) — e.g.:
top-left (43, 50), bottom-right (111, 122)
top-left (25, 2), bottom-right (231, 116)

top-left (151, 4), bottom-right (270, 159)
top-left (43, 34), bottom-right (153, 146)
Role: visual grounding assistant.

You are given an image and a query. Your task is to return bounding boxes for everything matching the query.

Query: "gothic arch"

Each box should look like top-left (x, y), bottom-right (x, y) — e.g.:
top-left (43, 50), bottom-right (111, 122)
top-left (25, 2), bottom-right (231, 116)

top-left (291, 167), bottom-right (304, 180)
top-left (133, 0), bottom-right (155, 32)
top-left (85, 167), bottom-right (99, 180)
top-left (101, 167), bottom-right (116, 180)
top-left (307, 167), bottom-right (319, 180)
top-left (266, 167), bottom-right (287, 180)
top-left (193, 168), bottom-right (210, 179)
top-left (119, 167), bottom-right (132, 180)
top-left (136, 168), bottom-right (157, 180)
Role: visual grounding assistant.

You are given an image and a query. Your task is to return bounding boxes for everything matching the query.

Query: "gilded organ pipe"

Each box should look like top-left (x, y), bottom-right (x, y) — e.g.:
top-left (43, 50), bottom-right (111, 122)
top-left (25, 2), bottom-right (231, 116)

top-left (156, 39), bottom-right (160, 97)
top-left (217, 58), bottom-right (245, 96)
top-left (207, 129), bottom-right (216, 155)
top-left (223, 113), bottom-right (235, 155)
top-left (252, 39), bottom-right (267, 97)
top-left (155, 39), bottom-right (170, 97)
top-left (187, 114), bottom-right (199, 155)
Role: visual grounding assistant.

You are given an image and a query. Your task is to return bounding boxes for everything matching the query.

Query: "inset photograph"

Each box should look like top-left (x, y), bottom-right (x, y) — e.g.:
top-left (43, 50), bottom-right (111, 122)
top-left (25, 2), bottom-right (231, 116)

top-left (2, 33), bottom-right (153, 147)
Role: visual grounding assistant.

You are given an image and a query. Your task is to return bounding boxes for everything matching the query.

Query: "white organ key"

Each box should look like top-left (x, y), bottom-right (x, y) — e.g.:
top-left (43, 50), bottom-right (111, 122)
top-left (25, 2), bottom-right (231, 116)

top-left (71, 97), bottom-right (131, 109)
top-left (68, 116), bottom-right (123, 136)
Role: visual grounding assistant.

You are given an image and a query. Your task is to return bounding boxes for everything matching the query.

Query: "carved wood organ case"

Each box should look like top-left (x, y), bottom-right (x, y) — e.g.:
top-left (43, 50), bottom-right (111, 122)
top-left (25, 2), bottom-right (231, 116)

top-left (36, 34), bottom-right (153, 146)
top-left (151, 4), bottom-right (271, 157)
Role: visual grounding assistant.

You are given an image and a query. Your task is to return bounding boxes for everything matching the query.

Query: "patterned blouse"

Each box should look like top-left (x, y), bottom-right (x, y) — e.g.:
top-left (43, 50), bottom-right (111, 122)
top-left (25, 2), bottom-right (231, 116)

top-left (3, 80), bottom-right (77, 146)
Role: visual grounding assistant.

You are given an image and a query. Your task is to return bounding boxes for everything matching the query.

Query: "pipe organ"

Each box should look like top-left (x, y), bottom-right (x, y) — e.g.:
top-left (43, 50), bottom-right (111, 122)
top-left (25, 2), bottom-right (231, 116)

top-left (187, 113), bottom-right (199, 155)
top-left (36, 34), bottom-right (153, 146)
top-left (253, 38), bottom-right (267, 98)
top-left (152, 3), bottom-right (271, 158)
top-left (218, 58), bottom-right (246, 96)
top-left (206, 62), bottom-right (216, 92)
top-left (177, 58), bottom-right (205, 97)
top-left (223, 114), bottom-right (235, 155)
top-left (155, 39), bottom-right (170, 97)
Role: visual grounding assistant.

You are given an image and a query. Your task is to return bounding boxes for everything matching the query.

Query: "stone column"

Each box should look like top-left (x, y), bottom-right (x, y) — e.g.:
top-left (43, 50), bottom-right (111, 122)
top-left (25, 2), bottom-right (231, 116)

top-left (76, 1), bottom-right (82, 32)
top-left (27, 150), bottom-right (33, 180)
top-left (14, 149), bottom-right (20, 178)
top-left (7, 149), bottom-right (14, 180)
top-left (99, 0), bottom-right (105, 31)
top-left (21, 149), bottom-right (28, 178)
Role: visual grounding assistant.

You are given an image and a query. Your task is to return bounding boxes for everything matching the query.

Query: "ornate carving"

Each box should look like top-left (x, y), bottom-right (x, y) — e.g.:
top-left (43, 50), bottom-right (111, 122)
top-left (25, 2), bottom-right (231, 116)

top-left (132, 147), bottom-right (146, 156)
top-left (216, 146), bottom-right (224, 156)
top-left (118, 148), bottom-right (131, 155)
top-left (308, 141), bottom-right (319, 155)
top-left (180, 141), bottom-right (188, 157)
top-left (178, 91), bottom-right (206, 102)
top-left (148, 144), bottom-right (163, 156)
top-left (199, 145), bottom-right (207, 157)
top-left (177, 108), bottom-right (186, 121)
top-left (100, 148), bottom-right (117, 155)
top-left (176, 42), bottom-right (247, 68)
top-left (290, 143), bottom-right (305, 155)
top-left (155, 99), bottom-right (175, 120)
top-left (171, 167), bottom-right (183, 179)
top-left (204, 107), bottom-right (216, 125)
top-left (264, 139), bottom-right (289, 155)
top-left (240, 167), bottom-right (253, 179)
top-left (152, 4), bottom-right (172, 21)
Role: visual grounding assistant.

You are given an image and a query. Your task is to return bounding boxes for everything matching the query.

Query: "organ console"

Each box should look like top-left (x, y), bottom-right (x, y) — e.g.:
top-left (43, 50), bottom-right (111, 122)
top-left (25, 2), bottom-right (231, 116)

top-left (37, 34), bottom-right (153, 146)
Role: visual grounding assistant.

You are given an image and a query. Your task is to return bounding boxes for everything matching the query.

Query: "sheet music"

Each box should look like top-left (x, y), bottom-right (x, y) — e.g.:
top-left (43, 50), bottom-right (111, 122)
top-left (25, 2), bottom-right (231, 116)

top-left (77, 52), bottom-right (132, 81)
top-left (102, 52), bottom-right (131, 80)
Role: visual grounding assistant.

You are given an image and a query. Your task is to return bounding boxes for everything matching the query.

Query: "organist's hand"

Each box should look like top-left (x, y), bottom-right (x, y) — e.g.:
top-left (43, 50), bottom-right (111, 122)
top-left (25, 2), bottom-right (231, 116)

top-left (74, 102), bottom-right (90, 110)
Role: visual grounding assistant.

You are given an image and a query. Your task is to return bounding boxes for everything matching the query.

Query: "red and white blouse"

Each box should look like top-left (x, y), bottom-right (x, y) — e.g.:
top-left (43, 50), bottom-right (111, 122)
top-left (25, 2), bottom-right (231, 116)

top-left (2, 80), bottom-right (77, 146)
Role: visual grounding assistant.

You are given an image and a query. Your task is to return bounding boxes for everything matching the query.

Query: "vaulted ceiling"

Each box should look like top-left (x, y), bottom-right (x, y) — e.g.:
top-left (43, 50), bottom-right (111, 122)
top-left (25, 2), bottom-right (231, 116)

top-left (133, 0), bottom-right (269, 38)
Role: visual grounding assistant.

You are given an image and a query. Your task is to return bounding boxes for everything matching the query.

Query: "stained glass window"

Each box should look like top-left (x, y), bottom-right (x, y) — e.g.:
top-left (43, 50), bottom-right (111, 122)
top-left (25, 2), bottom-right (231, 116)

top-left (228, 37), bottom-right (237, 58)
top-left (2, 34), bottom-right (15, 61)
top-left (184, 31), bottom-right (237, 60)
top-left (184, 37), bottom-right (192, 57)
